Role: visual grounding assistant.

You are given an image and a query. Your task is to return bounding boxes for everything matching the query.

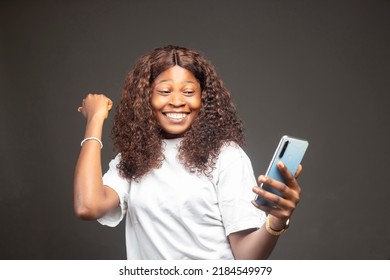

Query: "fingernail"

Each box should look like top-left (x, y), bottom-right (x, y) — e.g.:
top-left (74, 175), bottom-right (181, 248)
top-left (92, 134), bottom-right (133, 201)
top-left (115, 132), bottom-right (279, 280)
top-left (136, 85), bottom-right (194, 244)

top-left (259, 175), bottom-right (267, 183)
top-left (278, 161), bottom-right (285, 168)
top-left (251, 200), bottom-right (259, 207)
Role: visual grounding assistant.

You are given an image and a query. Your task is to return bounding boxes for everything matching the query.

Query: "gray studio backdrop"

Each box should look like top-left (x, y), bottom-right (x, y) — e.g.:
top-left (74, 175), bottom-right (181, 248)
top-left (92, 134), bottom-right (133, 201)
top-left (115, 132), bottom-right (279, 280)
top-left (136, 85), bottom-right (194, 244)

top-left (1, 0), bottom-right (389, 259)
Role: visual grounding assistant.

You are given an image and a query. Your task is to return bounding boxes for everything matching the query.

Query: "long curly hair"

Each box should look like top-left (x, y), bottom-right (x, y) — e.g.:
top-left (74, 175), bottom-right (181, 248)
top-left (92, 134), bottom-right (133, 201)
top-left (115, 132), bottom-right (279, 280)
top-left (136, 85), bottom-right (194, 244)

top-left (112, 45), bottom-right (244, 181)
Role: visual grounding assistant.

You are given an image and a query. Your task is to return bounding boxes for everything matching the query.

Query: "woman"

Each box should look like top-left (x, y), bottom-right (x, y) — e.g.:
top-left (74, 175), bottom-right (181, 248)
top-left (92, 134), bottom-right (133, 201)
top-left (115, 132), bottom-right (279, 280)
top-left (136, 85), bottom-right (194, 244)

top-left (73, 45), bottom-right (302, 259)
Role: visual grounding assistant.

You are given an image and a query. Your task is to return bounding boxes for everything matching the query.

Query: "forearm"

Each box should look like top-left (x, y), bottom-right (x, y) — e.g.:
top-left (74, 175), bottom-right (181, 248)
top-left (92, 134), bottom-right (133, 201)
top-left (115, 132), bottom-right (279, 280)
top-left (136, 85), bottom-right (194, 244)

top-left (73, 117), bottom-right (106, 219)
top-left (231, 226), bottom-right (280, 260)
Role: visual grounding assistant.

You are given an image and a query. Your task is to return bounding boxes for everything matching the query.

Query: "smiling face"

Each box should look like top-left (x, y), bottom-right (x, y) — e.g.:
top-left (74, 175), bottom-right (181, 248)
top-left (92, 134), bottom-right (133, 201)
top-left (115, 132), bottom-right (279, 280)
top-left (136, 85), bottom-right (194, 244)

top-left (151, 65), bottom-right (202, 139)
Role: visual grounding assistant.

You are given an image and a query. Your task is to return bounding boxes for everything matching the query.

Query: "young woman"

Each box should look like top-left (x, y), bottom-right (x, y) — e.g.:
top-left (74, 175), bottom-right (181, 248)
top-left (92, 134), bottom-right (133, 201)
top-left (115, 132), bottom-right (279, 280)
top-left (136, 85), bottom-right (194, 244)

top-left (74, 45), bottom-right (302, 259)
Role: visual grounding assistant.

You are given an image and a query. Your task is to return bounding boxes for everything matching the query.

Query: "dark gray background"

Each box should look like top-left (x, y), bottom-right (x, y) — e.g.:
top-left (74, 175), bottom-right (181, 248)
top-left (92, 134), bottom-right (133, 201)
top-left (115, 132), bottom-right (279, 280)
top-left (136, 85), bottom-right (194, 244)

top-left (1, 0), bottom-right (389, 259)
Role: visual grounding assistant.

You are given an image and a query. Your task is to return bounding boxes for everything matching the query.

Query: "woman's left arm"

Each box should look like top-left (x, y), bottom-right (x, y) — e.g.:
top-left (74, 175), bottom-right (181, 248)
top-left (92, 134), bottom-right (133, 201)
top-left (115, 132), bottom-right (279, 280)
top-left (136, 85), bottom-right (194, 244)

top-left (229, 162), bottom-right (302, 259)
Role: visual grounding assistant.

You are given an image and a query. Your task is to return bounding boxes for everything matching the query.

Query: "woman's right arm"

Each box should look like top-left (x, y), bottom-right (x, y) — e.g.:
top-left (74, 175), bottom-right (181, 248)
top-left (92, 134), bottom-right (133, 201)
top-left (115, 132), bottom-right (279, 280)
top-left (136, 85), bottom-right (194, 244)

top-left (73, 94), bottom-right (119, 220)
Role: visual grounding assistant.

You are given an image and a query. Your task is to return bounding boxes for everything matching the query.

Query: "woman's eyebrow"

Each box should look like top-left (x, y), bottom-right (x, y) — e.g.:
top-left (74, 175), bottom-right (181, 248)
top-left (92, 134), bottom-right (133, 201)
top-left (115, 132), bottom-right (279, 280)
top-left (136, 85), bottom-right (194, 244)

top-left (155, 79), bottom-right (196, 84)
top-left (155, 79), bottom-right (173, 84)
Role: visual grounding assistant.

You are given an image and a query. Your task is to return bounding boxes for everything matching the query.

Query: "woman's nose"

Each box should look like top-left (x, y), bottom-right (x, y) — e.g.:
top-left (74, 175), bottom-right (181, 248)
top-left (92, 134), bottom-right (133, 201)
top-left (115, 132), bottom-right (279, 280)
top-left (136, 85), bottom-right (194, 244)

top-left (168, 92), bottom-right (185, 107)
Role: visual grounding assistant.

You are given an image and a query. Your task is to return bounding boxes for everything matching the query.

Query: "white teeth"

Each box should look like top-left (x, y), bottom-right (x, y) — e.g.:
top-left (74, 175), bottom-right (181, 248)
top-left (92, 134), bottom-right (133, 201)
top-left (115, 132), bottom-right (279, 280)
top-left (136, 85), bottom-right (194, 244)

top-left (165, 113), bottom-right (187, 119)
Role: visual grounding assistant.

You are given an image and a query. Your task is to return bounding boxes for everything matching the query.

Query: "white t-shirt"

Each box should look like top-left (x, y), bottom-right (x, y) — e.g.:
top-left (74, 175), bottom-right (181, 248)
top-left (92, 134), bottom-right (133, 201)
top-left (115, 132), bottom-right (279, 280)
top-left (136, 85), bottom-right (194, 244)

top-left (98, 138), bottom-right (266, 259)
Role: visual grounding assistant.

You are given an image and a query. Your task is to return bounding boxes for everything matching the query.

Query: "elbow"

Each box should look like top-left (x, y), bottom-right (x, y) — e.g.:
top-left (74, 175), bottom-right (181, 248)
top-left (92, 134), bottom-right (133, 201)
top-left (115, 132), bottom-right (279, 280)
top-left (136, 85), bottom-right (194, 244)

top-left (73, 190), bottom-right (103, 220)
top-left (74, 204), bottom-right (101, 220)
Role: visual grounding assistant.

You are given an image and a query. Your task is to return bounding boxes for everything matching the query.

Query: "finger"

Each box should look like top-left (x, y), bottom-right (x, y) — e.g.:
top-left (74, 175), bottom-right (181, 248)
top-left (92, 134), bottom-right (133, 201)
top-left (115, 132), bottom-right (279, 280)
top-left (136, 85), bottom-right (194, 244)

top-left (295, 164), bottom-right (303, 179)
top-left (258, 175), bottom-right (290, 199)
top-left (251, 189), bottom-right (296, 221)
top-left (252, 185), bottom-right (289, 210)
top-left (251, 199), bottom-right (272, 212)
top-left (277, 161), bottom-right (301, 192)
top-left (107, 99), bottom-right (113, 110)
top-left (107, 99), bottom-right (113, 114)
top-left (257, 173), bottom-right (301, 206)
top-left (103, 99), bottom-right (112, 119)
top-left (251, 198), bottom-right (289, 219)
top-left (251, 198), bottom-right (275, 213)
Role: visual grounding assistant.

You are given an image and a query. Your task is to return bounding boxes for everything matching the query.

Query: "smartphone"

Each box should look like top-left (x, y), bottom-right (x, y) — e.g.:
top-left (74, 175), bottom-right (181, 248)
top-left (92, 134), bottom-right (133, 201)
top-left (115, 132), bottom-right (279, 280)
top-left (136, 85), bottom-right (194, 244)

top-left (255, 135), bottom-right (309, 207)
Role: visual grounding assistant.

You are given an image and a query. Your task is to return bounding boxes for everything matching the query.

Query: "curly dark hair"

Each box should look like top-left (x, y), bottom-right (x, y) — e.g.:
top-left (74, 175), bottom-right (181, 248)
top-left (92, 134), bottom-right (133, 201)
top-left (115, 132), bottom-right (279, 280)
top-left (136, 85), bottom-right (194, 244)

top-left (112, 45), bottom-right (244, 181)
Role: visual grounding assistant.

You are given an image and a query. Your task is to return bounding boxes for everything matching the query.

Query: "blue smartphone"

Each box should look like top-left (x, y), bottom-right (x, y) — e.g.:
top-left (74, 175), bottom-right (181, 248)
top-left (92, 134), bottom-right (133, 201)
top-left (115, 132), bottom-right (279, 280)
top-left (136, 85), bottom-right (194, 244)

top-left (255, 135), bottom-right (309, 207)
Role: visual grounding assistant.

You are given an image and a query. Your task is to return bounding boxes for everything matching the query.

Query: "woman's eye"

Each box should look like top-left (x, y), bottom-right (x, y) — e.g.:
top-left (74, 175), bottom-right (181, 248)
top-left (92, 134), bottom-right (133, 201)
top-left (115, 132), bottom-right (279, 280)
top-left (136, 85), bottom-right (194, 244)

top-left (183, 91), bottom-right (195, 96)
top-left (157, 90), bottom-right (170, 95)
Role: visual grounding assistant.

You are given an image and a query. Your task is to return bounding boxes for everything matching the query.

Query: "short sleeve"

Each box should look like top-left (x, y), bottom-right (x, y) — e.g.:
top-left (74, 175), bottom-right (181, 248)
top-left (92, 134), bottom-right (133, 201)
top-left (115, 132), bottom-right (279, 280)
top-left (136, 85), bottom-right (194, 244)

top-left (215, 145), bottom-right (266, 236)
top-left (97, 154), bottom-right (130, 227)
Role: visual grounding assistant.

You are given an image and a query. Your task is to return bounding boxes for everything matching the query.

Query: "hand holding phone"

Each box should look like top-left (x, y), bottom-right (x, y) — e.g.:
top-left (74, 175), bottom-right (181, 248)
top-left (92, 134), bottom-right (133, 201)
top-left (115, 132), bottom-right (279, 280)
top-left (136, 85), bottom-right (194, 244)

top-left (254, 135), bottom-right (309, 207)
